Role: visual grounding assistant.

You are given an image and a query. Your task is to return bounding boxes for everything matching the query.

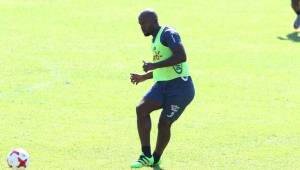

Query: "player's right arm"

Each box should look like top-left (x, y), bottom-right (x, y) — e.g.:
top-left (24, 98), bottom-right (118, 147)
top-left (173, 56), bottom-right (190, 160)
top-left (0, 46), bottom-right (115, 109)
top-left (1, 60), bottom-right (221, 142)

top-left (130, 72), bottom-right (153, 85)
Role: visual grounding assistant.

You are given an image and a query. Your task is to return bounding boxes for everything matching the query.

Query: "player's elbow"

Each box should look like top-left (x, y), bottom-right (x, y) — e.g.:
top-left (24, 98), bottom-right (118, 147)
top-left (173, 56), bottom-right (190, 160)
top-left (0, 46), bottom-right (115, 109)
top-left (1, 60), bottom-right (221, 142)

top-left (173, 52), bottom-right (186, 64)
top-left (182, 55), bottom-right (186, 62)
top-left (179, 53), bottom-right (186, 63)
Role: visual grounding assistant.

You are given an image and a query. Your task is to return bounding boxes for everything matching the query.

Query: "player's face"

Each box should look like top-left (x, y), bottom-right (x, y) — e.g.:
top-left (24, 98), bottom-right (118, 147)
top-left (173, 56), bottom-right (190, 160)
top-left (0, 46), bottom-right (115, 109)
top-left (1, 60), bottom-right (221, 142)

top-left (139, 18), bottom-right (153, 36)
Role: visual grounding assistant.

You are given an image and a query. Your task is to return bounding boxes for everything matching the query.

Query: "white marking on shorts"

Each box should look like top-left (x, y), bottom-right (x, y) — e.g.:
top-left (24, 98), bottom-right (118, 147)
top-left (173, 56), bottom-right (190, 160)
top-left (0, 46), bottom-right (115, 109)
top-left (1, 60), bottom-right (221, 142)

top-left (181, 76), bottom-right (188, 81)
top-left (167, 112), bottom-right (175, 118)
top-left (167, 105), bottom-right (180, 118)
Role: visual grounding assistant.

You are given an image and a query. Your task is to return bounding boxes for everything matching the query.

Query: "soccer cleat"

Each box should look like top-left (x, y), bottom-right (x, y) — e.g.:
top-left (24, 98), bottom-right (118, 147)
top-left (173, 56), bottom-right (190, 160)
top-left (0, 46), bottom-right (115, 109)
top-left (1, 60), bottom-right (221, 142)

top-left (293, 15), bottom-right (300, 29)
top-left (152, 159), bottom-right (161, 167)
top-left (130, 154), bottom-right (154, 168)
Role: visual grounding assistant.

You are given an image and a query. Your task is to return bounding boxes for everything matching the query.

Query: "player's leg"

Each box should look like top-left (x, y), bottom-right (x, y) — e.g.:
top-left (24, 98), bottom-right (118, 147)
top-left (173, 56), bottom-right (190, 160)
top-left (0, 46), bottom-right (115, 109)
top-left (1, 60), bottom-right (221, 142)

top-left (131, 83), bottom-right (164, 168)
top-left (136, 99), bottom-right (162, 156)
top-left (152, 105), bottom-right (190, 166)
top-left (292, 0), bottom-right (300, 13)
top-left (292, 0), bottom-right (300, 29)
top-left (152, 115), bottom-right (173, 166)
top-left (153, 77), bottom-right (195, 165)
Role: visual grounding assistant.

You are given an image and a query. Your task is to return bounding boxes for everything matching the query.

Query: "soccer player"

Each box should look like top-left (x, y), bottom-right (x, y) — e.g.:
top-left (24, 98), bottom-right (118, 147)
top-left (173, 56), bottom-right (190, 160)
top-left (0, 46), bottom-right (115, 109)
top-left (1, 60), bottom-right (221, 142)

top-left (292, 0), bottom-right (300, 29)
top-left (130, 9), bottom-right (195, 168)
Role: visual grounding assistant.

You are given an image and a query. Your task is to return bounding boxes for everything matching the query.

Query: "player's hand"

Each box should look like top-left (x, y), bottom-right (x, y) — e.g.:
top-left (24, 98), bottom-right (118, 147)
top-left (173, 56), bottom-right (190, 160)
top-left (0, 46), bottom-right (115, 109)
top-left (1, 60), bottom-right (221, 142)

top-left (142, 61), bottom-right (155, 72)
top-left (130, 73), bottom-right (146, 85)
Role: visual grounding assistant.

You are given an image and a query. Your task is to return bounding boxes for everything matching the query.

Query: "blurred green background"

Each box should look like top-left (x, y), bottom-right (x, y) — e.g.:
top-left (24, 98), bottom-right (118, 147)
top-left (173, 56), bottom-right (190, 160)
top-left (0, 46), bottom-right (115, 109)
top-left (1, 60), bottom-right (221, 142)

top-left (0, 0), bottom-right (299, 169)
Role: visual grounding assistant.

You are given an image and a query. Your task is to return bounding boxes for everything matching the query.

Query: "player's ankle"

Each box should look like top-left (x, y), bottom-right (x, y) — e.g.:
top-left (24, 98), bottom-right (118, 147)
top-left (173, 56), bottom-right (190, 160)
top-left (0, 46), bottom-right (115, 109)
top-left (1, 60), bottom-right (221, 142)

top-left (142, 146), bottom-right (151, 157)
top-left (153, 151), bottom-right (161, 164)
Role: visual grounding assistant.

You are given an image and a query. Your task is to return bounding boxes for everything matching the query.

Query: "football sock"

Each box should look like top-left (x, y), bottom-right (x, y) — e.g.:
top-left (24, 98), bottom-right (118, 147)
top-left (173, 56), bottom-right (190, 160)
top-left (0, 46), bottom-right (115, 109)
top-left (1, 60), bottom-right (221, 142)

top-left (153, 151), bottom-right (161, 164)
top-left (142, 146), bottom-right (151, 157)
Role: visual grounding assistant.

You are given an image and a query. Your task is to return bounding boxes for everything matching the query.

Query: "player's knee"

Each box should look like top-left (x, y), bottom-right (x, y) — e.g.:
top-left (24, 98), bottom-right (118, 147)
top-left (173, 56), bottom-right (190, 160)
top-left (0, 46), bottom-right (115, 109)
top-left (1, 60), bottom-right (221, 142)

top-left (158, 119), bottom-right (172, 130)
top-left (136, 104), bottom-right (146, 117)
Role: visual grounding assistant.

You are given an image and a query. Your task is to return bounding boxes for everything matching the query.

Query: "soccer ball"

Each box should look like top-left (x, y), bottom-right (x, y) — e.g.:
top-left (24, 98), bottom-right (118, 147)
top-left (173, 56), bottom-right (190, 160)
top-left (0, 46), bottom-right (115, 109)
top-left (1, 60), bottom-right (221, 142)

top-left (7, 148), bottom-right (30, 169)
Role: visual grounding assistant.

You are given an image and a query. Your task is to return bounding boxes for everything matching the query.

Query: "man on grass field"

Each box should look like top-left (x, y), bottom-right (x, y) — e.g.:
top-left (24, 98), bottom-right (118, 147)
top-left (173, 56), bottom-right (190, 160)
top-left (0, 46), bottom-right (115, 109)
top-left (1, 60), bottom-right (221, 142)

top-left (130, 9), bottom-right (195, 168)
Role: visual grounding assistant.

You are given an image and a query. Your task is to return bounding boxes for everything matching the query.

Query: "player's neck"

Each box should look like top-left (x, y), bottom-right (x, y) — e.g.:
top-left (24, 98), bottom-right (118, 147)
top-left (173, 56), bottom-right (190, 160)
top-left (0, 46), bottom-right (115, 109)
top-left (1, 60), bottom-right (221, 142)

top-left (152, 25), bottom-right (161, 41)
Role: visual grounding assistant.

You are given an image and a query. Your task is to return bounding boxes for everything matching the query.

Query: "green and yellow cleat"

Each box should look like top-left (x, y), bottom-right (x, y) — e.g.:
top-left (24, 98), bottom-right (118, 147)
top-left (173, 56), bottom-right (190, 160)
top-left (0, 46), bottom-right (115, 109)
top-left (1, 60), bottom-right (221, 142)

top-left (130, 154), bottom-right (154, 168)
top-left (152, 159), bottom-right (161, 167)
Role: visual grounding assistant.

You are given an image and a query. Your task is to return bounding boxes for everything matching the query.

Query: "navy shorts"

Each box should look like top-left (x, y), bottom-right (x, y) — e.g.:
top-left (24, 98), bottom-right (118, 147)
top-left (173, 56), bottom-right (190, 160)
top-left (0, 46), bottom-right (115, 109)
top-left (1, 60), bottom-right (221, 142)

top-left (143, 76), bottom-right (195, 122)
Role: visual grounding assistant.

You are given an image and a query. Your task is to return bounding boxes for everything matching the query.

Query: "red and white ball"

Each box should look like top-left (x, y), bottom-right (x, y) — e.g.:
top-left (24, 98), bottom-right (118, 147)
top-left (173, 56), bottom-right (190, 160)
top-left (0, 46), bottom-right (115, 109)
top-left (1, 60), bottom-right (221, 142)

top-left (7, 148), bottom-right (30, 169)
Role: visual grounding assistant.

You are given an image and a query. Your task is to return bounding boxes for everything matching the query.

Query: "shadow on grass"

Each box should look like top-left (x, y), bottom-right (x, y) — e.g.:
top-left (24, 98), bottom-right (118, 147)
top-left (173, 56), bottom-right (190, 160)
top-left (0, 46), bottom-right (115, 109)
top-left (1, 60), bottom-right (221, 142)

top-left (152, 165), bottom-right (164, 170)
top-left (277, 31), bottom-right (300, 42)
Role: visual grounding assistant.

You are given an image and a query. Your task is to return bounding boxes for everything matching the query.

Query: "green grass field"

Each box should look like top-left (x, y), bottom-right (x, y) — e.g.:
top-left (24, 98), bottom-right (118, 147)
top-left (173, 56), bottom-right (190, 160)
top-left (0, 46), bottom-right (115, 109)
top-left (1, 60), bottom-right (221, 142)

top-left (1, 0), bottom-right (300, 169)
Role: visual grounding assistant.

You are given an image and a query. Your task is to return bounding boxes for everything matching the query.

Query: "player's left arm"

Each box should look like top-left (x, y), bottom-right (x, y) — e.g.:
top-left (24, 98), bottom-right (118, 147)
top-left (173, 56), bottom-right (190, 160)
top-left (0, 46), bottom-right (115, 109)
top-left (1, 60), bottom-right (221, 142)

top-left (143, 30), bottom-right (186, 72)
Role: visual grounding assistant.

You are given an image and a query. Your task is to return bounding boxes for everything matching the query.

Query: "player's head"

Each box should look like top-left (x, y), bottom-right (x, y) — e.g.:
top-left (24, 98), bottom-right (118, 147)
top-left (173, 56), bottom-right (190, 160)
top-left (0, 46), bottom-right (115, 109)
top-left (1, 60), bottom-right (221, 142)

top-left (138, 9), bottom-right (159, 36)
